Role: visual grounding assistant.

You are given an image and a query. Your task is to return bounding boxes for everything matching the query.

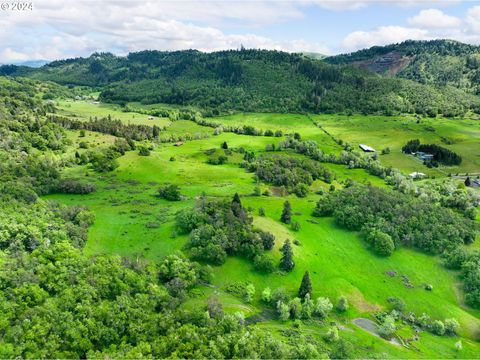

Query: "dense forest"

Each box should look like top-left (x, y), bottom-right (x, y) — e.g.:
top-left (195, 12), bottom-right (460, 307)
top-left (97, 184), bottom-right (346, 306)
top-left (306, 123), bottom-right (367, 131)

top-left (2, 47), bottom-right (480, 116)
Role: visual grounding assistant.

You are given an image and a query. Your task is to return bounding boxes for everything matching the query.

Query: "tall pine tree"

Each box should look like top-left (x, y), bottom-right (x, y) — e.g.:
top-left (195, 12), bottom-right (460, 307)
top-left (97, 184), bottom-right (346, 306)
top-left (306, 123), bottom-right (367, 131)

top-left (280, 201), bottom-right (292, 224)
top-left (280, 239), bottom-right (295, 271)
top-left (298, 271), bottom-right (312, 299)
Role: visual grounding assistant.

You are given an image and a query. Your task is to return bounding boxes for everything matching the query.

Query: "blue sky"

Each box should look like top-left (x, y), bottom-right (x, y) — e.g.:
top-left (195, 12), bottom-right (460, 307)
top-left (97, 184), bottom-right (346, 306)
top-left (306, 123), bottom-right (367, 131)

top-left (1, 1), bottom-right (480, 62)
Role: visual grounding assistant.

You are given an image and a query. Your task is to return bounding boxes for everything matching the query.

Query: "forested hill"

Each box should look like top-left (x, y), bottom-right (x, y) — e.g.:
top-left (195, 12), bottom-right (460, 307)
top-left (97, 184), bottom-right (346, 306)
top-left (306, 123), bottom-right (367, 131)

top-left (2, 48), bottom-right (480, 116)
top-left (326, 40), bottom-right (480, 94)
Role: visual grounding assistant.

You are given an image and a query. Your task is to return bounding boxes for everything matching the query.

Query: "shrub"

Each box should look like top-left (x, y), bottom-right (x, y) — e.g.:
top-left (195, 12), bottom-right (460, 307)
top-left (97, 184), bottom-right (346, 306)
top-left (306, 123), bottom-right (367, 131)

top-left (253, 254), bottom-right (275, 273)
top-left (291, 221), bottom-right (301, 232)
top-left (139, 146), bottom-right (151, 156)
top-left (57, 179), bottom-right (96, 194)
top-left (261, 287), bottom-right (272, 304)
top-left (158, 184), bottom-right (181, 201)
top-left (244, 283), bottom-right (255, 303)
top-left (432, 320), bottom-right (446, 335)
top-left (314, 297), bottom-right (333, 318)
top-left (336, 296), bottom-right (349, 312)
top-left (366, 228), bottom-right (395, 256)
top-left (444, 318), bottom-right (460, 335)
top-left (259, 231), bottom-right (275, 250)
top-left (378, 315), bottom-right (396, 338)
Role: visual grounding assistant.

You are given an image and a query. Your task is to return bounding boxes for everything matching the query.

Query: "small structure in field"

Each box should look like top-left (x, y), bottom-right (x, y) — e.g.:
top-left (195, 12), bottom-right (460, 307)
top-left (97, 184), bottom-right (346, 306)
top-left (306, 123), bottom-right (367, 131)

top-left (473, 179), bottom-right (480, 187)
top-left (174, 141), bottom-right (184, 147)
top-left (415, 151), bottom-right (434, 161)
top-left (409, 172), bottom-right (426, 179)
top-left (148, 116), bottom-right (154, 120)
top-left (359, 144), bottom-right (376, 152)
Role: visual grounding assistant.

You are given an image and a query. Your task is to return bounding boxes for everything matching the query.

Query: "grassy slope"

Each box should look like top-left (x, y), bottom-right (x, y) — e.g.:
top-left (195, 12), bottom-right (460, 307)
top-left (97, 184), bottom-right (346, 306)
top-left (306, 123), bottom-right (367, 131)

top-left (313, 114), bottom-right (480, 176)
top-left (44, 108), bottom-right (480, 358)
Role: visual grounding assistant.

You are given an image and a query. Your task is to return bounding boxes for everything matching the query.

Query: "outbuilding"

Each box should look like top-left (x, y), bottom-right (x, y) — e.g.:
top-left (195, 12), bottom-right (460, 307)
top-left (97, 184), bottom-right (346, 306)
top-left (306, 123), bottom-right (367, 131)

top-left (409, 172), bottom-right (426, 179)
top-left (359, 144), bottom-right (376, 152)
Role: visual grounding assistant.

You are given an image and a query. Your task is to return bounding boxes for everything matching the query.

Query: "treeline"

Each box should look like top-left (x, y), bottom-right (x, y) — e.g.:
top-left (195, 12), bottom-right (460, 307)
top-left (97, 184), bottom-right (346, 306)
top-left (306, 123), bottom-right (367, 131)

top-left (7, 49), bottom-right (480, 116)
top-left (444, 249), bottom-right (480, 308)
top-left (49, 114), bottom-right (163, 141)
top-left (402, 139), bottom-right (462, 166)
top-left (313, 185), bottom-right (476, 255)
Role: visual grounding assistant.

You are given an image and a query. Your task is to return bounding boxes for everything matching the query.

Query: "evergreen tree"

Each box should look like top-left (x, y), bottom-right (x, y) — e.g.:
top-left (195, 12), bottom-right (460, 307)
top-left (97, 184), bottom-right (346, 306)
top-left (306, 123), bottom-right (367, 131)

top-left (280, 240), bottom-right (295, 271)
top-left (465, 176), bottom-right (471, 187)
top-left (298, 271), bottom-right (312, 299)
top-left (222, 141), bottom-right (228, 149)
top-left (232, 192), bottom-right (241, 206)
top-left (280, 200), bottom-right (292, 224)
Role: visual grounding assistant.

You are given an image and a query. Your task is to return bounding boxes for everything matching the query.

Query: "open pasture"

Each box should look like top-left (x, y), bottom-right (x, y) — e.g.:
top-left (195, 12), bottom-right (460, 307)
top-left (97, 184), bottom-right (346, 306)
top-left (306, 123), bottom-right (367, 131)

top-left (312, 114), bottom-right (480, 176)
top-left (44, 108), bottom-right (480, 358)
top-left (55, 99), bottom-right (172, 127)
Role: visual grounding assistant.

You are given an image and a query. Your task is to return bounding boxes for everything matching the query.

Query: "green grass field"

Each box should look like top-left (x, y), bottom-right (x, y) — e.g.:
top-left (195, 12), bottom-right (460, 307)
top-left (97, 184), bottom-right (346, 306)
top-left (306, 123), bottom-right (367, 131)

top-left (312, 114), bottom-right (480, 176)
top-left (44, 105), bottom-right (480, 358)
top-left (55, 99), bottom-right (172, 127)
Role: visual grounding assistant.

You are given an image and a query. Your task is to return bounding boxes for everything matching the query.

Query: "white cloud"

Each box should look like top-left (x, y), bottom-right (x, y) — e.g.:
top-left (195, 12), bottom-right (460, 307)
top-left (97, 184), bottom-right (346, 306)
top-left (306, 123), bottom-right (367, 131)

top-left (303, 0), bottom-right (460, 11)
top-left (408, 9), bottom-right (461, 28)
top-left (466, 5), bottom-right (480, 33)
top-left (0, 0), bottom-right (332, 62)
top-left (343, 26), bottom-right (429, 51)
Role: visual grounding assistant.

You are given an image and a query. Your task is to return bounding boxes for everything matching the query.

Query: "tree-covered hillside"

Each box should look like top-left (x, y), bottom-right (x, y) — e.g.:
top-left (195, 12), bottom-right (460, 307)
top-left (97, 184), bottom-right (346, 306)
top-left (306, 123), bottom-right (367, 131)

top-left (327, 39), bottom-right (480, 94)
top-left (3, 48), bottom-right (480, 116)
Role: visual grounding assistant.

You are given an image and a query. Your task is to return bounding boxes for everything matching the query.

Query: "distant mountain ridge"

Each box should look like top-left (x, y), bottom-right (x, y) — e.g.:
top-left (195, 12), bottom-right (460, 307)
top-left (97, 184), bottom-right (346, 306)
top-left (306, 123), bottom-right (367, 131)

top-left (2, 43), bottom-right (480, 117)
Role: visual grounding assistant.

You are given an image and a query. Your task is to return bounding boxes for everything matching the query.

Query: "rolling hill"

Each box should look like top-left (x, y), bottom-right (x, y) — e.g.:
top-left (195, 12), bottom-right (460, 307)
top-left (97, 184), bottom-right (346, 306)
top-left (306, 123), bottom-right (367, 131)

top-left (327, 39), bottom-right (480, 94)
top-left (2, 47), bottom-right (480, 117)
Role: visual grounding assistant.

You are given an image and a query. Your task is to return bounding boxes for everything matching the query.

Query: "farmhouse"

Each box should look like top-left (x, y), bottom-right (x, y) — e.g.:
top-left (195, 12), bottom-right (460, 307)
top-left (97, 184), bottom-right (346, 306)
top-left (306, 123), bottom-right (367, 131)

top-left (409, 172), bottom-right (426, 179)
top-left (359, 144), bottom-right (376, 152)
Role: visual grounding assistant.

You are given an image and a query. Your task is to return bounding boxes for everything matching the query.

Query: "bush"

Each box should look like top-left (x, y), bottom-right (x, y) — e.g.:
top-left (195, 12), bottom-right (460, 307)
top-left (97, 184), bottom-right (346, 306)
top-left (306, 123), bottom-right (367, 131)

top-left (378, 315), bottom-right (396, 338)
top-left (291, 221), bottom-right (301, 232)
top-left (139, 146), bottom-right (151, 156)
top-left (259, 231), bottom-right (275, 250)
top-left (432, 320), bottom-right (446, 335)
top-left (366, 228), bottom-right (395, 256)
top-left (261, 287), bottom-right (272, 304)
top-left (253, 254), bottom-right (275, 273)
top-left (314, 297), bottom-right (333, 318)
top-left (444, 318), bottom-right (460, 335)
top-left (158, 184), bottom-right (181, 201)
top-left (336, 296), bottom-right (349, 312)
top-left (293, 183), bottom-right (309, 197)
top-left (57, 179), bottom-right (96, 194)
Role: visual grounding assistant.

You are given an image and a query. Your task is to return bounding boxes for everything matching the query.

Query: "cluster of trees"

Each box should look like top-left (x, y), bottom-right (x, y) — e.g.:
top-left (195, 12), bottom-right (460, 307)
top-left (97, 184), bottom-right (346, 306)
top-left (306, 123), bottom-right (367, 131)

top-left (49, 114), bottom-right (163, 141)
top-left (444, 249), bottom-right (480, 308)
top-left (373, 296), bottom-right (460, 340)
top-left (260, 273), bottom-right (349, 326)
top-left (402, 139), bottom-right (462, 166)
top-left (313, 185), bottom-right (476, 255)
top-left (176, 194), bottom-right (276, 265)
top-left (248, 154), bottom-right (332, 197)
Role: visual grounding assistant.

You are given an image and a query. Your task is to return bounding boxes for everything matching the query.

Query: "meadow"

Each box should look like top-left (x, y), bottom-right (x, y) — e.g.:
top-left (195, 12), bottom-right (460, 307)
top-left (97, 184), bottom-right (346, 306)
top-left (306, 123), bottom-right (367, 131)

top-left (312, 114), bottom-right (480, 176)
top-left (44, 106), bottom-right (480, 358)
